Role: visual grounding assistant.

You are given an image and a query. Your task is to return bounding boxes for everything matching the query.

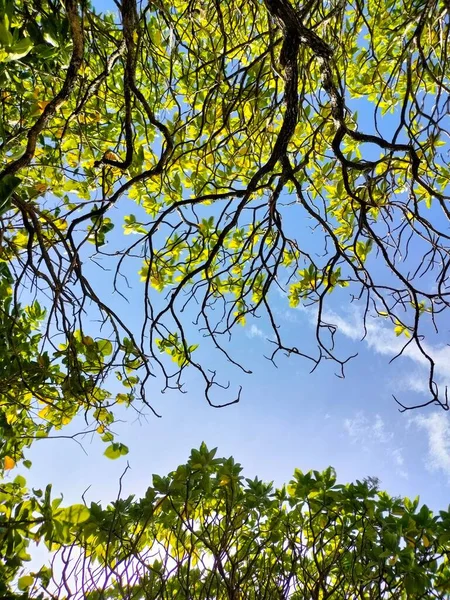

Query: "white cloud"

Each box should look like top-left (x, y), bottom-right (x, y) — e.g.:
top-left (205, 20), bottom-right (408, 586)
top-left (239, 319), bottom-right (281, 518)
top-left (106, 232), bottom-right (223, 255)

top-left (392, 448), bottom-right (408, 477)
top-left (333, 308), bottom-right (450, 481)
top-left (247, 324), bottom-right (265, 339)
top-left (322, 310), bottom-right (362, 342)
top-left (322, 308), bottom-right (450, 395)
top-left (344, 412), bottom-right (392, 444)
top-left (412, 412), bottom-right (450, 479)
top-left (392, 447), bottom-right (405, 467)
top-left (373, 414), bottom-right (393, 443)
top-left (280, 299), bottom-right (448, 400)
top-left (344, 412), bottom-right (407, 477)
top-left (400, 374), bottom-right (430, 395)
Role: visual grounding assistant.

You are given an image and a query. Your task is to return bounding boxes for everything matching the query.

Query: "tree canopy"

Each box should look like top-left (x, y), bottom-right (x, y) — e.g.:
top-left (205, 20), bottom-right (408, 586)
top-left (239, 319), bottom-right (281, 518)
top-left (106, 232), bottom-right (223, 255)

top-left (1, 0), bottom-right (450, 461)
top-left (3, 0), bottom-right (450, 595)
top-left (2, 444), bottom-right (450, 598)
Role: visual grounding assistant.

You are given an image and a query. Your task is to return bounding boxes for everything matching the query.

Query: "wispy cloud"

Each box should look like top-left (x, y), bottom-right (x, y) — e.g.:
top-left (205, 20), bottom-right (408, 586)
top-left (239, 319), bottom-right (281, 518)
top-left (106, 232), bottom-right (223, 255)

top-left (392, 448), bottom-right (408, 479)
top-left (322, 308), bottom-right (450, 395)
top-left (344, 412), bottom-right (392, 445)
top-left (412, 412), bottom-right (450, 479)
top-left (279, 299), bottom-right (448, 399)
top-left (344, 411), bottom-right (407, 477)
top-left (247, 324), bottom-right (265, 339)
top-left (392, 447), bottom-right (405, 467)
top-left (401, 374), bottom-right (430, 395)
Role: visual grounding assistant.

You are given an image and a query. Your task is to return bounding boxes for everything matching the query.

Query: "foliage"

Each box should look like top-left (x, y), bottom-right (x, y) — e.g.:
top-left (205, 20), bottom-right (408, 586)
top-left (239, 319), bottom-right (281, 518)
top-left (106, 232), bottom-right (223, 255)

top-left (0, 258), bottom-right (134, 468)
top-left (0, 473), bottom-right (88, 597)
top-left (1, 0), bottom-right (450, 461)
top-left (2, 1), bottom-right (450, 594)
top-left (1, 444), bottom-right (450, 598)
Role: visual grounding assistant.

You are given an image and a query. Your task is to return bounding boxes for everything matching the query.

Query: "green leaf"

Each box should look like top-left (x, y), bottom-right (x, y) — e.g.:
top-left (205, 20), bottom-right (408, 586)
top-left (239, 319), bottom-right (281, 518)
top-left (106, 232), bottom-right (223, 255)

top-left (97, 339), bottom-right (113, 356)
top-left (0, 20), bottom-right (12, 47)
top-left (58, 504), bottom-right (90, 524)
top-left (0, 174), bottom-right (21, 212)
top-left (18, 575), bottom-right (34, 591)
top-left (104, 443), bottom-right (129, 460)
top-left (5, 37), bottom-right (33, 61)
top-left (438, 531), bottom-right (450, 546)
top-left (43, 31), bottom-right (59, 47)
top-left (13, 475), bottom-right (26, 487)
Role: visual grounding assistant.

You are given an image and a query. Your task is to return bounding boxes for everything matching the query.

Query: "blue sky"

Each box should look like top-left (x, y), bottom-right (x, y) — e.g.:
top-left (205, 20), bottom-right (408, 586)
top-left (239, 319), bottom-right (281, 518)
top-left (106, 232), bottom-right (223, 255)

top-left (17, 281), bottom-right (450, 513)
